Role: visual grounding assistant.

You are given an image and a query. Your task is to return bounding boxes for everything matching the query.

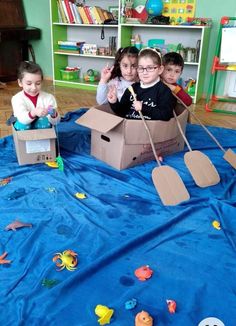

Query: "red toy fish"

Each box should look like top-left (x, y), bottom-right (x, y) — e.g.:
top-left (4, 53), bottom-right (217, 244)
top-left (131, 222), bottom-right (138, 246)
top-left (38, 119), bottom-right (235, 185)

top-left (0, 177), bottom-right (12, 186)
top-left (5, 220), bottom-right (32, 231)
top-left (166, 299), bottom-right (177, 314)
top-left (134, 265), bottom-right (153, 281)
top-left (0, 252), bottom-right (11, 264)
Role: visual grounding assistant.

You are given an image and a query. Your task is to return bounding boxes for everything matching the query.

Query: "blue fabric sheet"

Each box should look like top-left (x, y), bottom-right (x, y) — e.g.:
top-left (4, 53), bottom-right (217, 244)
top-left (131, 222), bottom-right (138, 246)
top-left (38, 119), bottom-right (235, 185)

top-left (0, 109), bottom-right (236, 326)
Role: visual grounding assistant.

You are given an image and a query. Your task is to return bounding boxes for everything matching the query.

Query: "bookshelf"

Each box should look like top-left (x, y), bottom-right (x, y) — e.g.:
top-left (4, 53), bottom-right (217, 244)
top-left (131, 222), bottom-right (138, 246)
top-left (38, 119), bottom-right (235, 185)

top-left (50, 0), bottom-right (211, 102)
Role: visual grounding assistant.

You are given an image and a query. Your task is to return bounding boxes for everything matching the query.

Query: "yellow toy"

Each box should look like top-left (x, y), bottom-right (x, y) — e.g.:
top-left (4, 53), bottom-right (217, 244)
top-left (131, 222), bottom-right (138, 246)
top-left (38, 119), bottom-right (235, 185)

top-left (95, 305), bottom-right (114, 325)
top-left (212, 220), bottom-right (221, 230)
top-left (45, 161), bottom-right (58, 168)
top-left (52, 249), bottom-right (78, 271)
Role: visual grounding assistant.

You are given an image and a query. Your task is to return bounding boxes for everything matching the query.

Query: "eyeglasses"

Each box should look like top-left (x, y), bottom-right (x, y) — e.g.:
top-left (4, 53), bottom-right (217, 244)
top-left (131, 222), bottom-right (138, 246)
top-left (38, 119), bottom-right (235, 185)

top-left (137, 66), bottom-right (158, 73)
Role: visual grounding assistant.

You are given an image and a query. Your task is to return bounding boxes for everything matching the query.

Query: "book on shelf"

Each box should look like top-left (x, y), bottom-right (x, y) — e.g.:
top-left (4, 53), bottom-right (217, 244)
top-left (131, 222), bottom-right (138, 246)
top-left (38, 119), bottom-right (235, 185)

top-left (58, 40), bottom-right (85, 46)
top-left (64, 0), bottom-right (74, 24)
top-left (83, 6), bottom-right (94, 24)
top-left (71, 3), bottom-right (82, 24)
top-left (78, 6), bottom-right (89, 24)
top-left (57, 0), bottom-right (68, 23)
top-left (60, 0), bottom-right (70, 23)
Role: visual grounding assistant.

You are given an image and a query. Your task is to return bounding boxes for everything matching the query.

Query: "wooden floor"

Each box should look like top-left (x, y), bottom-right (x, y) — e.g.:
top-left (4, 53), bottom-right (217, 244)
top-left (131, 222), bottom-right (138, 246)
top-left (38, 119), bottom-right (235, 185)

top-left (0, 80), bottom-right (236, 138)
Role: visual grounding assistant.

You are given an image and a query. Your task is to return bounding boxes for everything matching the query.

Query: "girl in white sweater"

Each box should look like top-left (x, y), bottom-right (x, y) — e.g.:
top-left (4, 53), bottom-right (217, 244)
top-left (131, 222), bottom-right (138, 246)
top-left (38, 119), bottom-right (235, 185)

top-left (11, 61), bottom-right (60, 130)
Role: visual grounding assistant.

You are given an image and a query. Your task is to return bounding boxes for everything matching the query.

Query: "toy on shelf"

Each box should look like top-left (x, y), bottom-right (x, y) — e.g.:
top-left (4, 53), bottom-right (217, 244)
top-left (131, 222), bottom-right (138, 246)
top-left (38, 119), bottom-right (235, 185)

top-left (95, 304), bottom-right (114, 325)
top-left (83, 69), bottom-right (99, 82)
top-left (135, 311), bottom-right (153, 326)
top-left (184, 78), bottom-right (196, 97)
top-left (146, 0), bottom-right (163, 17)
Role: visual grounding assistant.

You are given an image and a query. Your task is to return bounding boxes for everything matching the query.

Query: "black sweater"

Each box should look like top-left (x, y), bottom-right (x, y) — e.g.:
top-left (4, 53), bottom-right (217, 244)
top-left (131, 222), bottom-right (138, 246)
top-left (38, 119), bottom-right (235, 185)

top-left (109, 80), bottom-right (176, 120)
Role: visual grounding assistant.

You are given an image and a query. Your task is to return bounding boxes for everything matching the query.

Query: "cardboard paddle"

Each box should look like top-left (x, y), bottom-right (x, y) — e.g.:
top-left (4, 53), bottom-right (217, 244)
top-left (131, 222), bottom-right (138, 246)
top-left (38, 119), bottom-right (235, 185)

top-left (128, 86), bottom-right (190, 206)
top-left (174, 94), bottom-right (236, 170)
top-left (173, 110), bottom-right (220, 187)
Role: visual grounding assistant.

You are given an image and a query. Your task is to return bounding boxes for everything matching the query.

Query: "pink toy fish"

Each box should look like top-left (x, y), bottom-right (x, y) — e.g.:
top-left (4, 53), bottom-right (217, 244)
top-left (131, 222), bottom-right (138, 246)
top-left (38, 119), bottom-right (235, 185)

top-left (5, 220), bottom-right (32, 231)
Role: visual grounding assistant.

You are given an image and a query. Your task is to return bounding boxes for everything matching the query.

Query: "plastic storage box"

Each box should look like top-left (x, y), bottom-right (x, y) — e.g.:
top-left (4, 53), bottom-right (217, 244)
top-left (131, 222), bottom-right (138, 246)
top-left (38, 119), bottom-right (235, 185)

top-left (60, 69), bottom-right (80, 81)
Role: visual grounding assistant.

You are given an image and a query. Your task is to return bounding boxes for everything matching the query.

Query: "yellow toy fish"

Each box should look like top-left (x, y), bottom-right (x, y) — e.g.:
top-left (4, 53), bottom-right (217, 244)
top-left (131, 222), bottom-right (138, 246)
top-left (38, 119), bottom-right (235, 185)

top-left (45, 161), bottom-right (58, 168)
top-left (212, 220), bottom-right (221, 230)
top-left (75, 192), bottom-right (87, 199)
top-left (95, 305), bottom-right (114, 325)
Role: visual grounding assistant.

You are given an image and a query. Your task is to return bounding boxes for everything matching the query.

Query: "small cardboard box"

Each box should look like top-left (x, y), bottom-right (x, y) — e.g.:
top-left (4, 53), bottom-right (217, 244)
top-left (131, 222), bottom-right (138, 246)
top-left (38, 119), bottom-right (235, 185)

top-left (12, 125), bottom-right (57, 165)
top-left (76, 103), bottom-right (188, 170)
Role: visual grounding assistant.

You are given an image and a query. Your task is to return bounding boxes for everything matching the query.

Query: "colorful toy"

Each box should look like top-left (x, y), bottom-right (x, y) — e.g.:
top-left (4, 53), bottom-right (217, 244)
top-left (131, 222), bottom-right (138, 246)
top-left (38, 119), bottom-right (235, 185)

top-left (0, 252), bottom-right (11, 265)
top-left (125, 298), bottom-right (137, 310)
top-left (134, 265), bottom-right (153, 281)
top-left (5, 220), bottom-right (32, 231)
top-left (95, 304), bottom-right (114, 325)
top-left (146, 0), bottom-right (163, 17)
top-left (0, 177), bottom-right (12, 186)
top-left (52, 249), bottom-right (78, 271)
top-left (166, 299), bottom-right (177, 314)
top-left (75, 192), bottom-right (87, 199)
top-left (135, 311), bottom-right (153, 326)
top-left (132, 0), bottom-right (148, 23)
top-left (212, 220), bottom-right (221, 230)
top-left (83, 69), bottom-right (99, 82)
top-left (45, 161), bottom-right (59, 168)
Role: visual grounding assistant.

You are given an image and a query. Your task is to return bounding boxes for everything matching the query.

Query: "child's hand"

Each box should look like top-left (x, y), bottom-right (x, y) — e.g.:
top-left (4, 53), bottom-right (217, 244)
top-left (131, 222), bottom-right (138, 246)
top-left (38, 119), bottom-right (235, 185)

top-left (107, 85), bottom-right (117, 103)
top-left (32, 107), bottom-right (48, 118)
top-left (133, 100), bottom-right (142, 112)
top-left (100, 65), bottom-right (114, 84)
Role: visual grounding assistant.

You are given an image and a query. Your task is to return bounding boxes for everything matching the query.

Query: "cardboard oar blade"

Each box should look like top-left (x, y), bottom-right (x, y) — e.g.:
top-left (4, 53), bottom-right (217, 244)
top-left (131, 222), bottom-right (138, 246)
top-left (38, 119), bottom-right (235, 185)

top-left (184, 150), bottom-right (220, 187)
top-left (223, 149), bottom-right (236, 170)
top-left (152, 166), bottom-right (190, 206)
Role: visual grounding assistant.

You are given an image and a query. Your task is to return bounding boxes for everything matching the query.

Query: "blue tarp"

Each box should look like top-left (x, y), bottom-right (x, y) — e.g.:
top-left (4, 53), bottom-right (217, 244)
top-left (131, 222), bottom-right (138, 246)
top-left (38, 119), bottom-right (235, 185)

top-left (0, 109), bottom-right (235, 326)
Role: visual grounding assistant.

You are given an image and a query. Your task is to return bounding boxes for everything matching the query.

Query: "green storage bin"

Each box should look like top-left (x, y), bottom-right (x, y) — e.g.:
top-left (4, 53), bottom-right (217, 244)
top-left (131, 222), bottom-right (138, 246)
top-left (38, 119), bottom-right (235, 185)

top-left (60, 69), bottom-right (80, 80)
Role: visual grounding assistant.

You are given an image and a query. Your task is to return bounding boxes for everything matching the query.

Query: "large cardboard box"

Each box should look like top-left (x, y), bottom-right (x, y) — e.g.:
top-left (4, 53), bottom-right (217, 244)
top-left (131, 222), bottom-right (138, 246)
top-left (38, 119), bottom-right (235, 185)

top-left (12, 125), bottom-right (57, 165)
top-left (76, 103), bottom-right (188, 170)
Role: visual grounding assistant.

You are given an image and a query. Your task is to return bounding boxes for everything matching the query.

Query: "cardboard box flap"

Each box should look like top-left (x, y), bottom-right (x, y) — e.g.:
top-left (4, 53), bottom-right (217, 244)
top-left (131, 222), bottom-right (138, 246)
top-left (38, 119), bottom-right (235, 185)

top-left (16, 127), bottom-right (56, 141)
top-left (76, 108), bottom-right (124, 133)
top-left (123, 110), bottom-right (188, 145)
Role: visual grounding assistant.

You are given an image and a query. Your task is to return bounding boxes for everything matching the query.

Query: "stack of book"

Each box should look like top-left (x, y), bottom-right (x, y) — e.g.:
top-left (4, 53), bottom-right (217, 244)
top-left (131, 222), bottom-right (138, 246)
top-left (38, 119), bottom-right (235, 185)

top-left (57, 0), bottom-right (114, 24)
top-left (57, 40), bottom-right (85, 53)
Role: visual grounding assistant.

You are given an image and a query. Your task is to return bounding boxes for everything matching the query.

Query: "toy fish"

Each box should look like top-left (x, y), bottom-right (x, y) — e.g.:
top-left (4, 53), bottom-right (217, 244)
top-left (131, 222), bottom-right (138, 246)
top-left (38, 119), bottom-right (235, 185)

top-left (7, 188), bottom-right (26, 200)
top-left (125, 298), bottom-right (137, 310)
top-left (5, 220), bottom-right (32, 231)
top-left (166, 299), bottom-right (177, 314)
top-left (75, 192), bottom-right (87, 199)
top-left (212, 220), bottom-right (221, 230)
top-left (42, 278), bottom-right (60, 288)
top-left (0, 252), bottom-right (11, 265)
top-left (134, 265), bottom-right (153, 281)
top-left (45, 161), bottom-right (58, 168)
top-left (135, 311), bottom-right (153, 326)
top-left (0, 177), bottom-right (12, 186)
top-left (95, 305), bottom-right (114, 325)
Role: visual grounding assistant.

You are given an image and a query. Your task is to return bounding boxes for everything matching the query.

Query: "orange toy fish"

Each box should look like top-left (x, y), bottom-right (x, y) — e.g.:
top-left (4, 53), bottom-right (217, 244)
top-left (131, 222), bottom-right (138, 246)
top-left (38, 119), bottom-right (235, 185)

top-left (135, 311), bottom-right (153, 326)
top-left (166, 299), bottom-right (177, 314)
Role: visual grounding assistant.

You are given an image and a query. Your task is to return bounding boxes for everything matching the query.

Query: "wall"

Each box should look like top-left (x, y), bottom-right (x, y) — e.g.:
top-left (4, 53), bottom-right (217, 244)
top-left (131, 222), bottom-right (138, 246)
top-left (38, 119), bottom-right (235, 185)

top-left (23, 0), bottom-right (236, 94)
top-left (22, 0), bottom-right (53, 78)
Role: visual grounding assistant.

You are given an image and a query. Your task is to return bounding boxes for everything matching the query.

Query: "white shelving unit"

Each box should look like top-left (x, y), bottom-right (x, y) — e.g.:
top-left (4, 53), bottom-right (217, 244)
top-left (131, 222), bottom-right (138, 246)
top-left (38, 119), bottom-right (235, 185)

top-left (50, 0), bottom-right (211, 102)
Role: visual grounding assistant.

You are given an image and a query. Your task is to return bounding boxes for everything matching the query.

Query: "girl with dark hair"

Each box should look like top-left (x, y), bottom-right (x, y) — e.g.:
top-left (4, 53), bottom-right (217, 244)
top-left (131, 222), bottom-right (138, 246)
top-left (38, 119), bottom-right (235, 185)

top-left (96, 46), bottom-right (139, 105)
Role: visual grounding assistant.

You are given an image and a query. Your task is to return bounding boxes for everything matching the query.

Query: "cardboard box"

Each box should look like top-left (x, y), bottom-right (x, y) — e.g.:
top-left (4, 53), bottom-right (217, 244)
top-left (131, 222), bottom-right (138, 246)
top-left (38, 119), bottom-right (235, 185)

top-left (12, 125), bottom-right (57, 165)
top-left (76, 103), bottom-right (188, 170)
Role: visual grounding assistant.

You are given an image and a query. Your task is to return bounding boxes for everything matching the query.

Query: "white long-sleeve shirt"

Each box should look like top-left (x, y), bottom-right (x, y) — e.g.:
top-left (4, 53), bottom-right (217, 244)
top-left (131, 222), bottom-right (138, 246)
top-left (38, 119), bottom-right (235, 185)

top-left (96, 77), bottom-right (134, 105)
top-left (11, 90), bottom-right (60, 125)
